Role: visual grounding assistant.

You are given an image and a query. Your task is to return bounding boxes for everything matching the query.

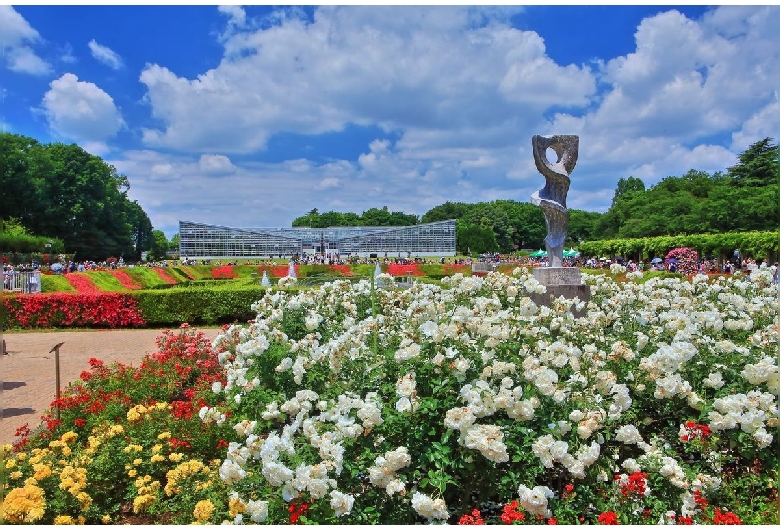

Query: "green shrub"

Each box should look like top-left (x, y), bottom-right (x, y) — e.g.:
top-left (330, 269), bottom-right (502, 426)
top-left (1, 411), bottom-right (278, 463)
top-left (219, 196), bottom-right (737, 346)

top-left (133, 286), bottom-right (269, 326)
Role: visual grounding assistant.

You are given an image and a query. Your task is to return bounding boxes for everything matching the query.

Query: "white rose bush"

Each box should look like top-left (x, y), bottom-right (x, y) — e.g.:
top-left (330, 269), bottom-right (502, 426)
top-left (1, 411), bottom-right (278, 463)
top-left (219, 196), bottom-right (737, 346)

top-left (205, 268), bottom-right (778, 524)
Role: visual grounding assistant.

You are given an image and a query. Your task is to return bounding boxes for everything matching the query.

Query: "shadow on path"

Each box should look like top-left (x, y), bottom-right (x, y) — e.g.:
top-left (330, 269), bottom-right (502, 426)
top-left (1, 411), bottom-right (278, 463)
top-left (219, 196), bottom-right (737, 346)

top-left (3, 407), bottom-right (37, 418)
top-left (3, 381), bottom-right (27, 390)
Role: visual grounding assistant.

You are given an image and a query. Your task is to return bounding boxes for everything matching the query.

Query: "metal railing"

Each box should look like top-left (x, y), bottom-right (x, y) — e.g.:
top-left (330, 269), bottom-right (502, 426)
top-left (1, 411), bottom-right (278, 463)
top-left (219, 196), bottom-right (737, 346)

top-left (472, 262), bottom-right (499, 273)
top-left (3, 270), bottom-right (42, 293)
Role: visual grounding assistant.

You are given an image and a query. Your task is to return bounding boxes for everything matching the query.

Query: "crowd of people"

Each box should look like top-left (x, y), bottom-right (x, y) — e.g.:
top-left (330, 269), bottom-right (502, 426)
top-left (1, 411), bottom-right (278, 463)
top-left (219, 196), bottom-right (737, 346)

top-left (4, 251), bottom-right (778, 287)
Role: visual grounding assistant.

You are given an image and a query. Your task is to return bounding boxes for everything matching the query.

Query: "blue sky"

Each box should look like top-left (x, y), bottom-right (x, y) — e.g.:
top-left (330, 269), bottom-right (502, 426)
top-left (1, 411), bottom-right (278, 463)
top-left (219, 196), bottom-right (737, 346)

top-left (3, 5), bottom-right (779, 239)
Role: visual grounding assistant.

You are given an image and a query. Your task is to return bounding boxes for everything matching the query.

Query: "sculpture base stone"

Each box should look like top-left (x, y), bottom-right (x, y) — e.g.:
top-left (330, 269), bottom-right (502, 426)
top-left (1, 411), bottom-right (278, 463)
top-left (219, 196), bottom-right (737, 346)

top-left (530, 267), bottom-right (591, 318)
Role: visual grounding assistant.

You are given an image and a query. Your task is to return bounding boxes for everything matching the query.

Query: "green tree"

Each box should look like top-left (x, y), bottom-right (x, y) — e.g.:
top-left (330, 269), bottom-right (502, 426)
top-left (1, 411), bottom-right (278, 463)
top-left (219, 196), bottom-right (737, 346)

top-left (456, 221), bottom-right (498, 255)
top-left (169, 233), bottom-right (180, 251)
top-left (125, 201), bottom-right (153, 261)
top-left (611, 176), bottom-right (646, 205)
top-left (361, 207), bottom-right (394, 226)
top-left (1, 133), bottom-right (154, 261)
top-left (727, 137), bottom-right (778, 188)
top-left (149, 229), bottom-right (169, 261)
top-left (421, 201), bottom-right (470, 223)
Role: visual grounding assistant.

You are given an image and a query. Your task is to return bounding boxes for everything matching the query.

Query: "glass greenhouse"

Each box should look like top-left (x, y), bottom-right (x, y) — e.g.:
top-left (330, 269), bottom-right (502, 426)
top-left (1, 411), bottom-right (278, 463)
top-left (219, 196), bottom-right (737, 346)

top-left (178, 220), bottom-right (456, 259)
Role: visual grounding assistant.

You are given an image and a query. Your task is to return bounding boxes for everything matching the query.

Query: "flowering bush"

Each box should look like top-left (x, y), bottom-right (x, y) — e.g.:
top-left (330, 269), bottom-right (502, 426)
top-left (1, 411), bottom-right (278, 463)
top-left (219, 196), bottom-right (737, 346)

top-left (212, 265), bottom-right (237, 279)
top-left (202, 269), bottom-right (777, 524)
top-left (666, 247), bottom-right (699, 276)
top-left (3, 271), bottom-right (778, 524)
top-left (1, 325), bottom-right (234, 524)
top-left (3, 293), bottom-right (146, 328)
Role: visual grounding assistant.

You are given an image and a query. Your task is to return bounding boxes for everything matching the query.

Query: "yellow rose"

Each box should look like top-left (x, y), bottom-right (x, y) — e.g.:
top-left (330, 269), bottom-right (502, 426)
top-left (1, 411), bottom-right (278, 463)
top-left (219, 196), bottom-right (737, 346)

top-left (2, 484), bottom-right (46, 523)
top-left (168, 452), bottom-right (184, 463)
top-left (133, 458), bottom-right (143, 466)
top-left (128, 469), bottom-right (137, 478)
top-left (53, 515), bottom-right (75, 525)
top-left (33, 463), bottom-right (52, 481)
top-left (10, 470), bottom-right (23, 480)
top-left (102, 515), bottom-right (112, 524)
top-left (193, 499), bottom-right (216, 522)
top-left (133, 493), bottom-right (156, 514)
top-left (151, 454), bottom-right (166, 464)
top-left (228, 497), bottom-right (246, 518)
top-left (61, 431), bottom-right (78, 445)
top-left (109, 425), bottom-right (125, 436)
top-left (157, 431), bottom-right (172, 440)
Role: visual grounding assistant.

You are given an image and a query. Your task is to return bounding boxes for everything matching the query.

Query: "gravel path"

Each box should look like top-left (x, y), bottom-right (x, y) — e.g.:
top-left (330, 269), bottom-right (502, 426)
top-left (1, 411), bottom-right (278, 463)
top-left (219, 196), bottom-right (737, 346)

top-left (1, 327), bottom-right (223, 445)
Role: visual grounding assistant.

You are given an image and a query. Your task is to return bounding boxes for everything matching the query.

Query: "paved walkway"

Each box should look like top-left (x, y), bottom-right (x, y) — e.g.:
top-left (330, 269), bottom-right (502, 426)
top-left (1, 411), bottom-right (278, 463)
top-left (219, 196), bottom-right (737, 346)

top-left (1, 327), bottom-right (223, 445)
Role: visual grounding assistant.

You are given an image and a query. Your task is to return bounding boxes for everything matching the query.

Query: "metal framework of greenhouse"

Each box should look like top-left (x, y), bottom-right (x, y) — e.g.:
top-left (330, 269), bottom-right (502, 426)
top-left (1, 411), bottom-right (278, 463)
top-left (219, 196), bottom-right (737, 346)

top-left (178, 220), bottom-right (456, 259)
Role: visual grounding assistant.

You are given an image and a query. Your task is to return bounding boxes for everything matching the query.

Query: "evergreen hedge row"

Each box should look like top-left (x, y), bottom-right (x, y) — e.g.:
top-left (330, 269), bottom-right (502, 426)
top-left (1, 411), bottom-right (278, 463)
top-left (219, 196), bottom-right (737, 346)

top-left (2, 286), bottom-right (271, 329)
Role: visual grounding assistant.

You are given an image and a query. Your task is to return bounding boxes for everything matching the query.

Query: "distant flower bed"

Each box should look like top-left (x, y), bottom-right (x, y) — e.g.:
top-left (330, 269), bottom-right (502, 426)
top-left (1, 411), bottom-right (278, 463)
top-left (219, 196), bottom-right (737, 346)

top-left (258, 265), bottom-right (298, 278)
top-left (386, 262), bottom-right (424, 276)
top-left (65, 273), bottom-right (101, 293)
top-left (154, 267), bottom-right (178, 285)
top-left (442, 263), bottom-right (471, 275)
top-left (211, 265), bottom-right (237, 279)
top-left (327, 264), bottom-right (354, 276)
top-left (108, 269), bottom-right (142, 290)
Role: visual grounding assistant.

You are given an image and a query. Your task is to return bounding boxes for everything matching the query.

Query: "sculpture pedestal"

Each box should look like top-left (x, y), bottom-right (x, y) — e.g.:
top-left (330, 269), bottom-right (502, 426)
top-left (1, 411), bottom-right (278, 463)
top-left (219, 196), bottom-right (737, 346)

top-left (530, 267), bottom-right (591, 318)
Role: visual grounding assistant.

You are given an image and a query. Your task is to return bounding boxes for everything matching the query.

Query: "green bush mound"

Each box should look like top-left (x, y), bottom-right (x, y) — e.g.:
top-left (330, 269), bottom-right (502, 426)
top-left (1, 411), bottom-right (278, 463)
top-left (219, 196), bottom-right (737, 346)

top-left (133, 286), bottom-right (270, 326)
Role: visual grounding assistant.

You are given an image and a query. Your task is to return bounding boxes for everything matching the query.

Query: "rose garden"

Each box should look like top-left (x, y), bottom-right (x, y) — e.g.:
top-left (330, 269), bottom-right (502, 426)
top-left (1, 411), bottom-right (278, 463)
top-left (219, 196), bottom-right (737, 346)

top-left (1, 261), bottom-right (778, 524)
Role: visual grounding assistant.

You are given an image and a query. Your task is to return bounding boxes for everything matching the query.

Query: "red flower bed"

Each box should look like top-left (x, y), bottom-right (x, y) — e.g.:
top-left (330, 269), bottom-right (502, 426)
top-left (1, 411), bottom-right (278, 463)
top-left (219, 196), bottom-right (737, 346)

top-left (327, 264), bottom-right (354, 276)
top-left (65, 272), bottom-right (102, 292)
top-left (3, 292), bottom-right (146, 328)
top-left (20, 324), bottom-right (230, 458)
top-left (260, 265), bottom-right (298, 278)
top-left (108, 269), bottom-right (142, 290)
top-left (211, 265), bottom-right (237, 279)
top-left (387, 263), bottom-right (424, 276)
top-left (443, 263), bottom-right (471, 275)
top-left (154, 267), bottom-right (178, 284)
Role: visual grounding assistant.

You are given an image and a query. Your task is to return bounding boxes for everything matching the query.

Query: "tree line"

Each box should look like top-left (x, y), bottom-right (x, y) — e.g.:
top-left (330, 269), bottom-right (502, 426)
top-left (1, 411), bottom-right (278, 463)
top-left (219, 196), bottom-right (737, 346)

top-left (2, 133), bottom-right (158, 261)
top-left (3, 131), bottom-right (776, 261)
top-left (293, 138), bottom-right (778, 255)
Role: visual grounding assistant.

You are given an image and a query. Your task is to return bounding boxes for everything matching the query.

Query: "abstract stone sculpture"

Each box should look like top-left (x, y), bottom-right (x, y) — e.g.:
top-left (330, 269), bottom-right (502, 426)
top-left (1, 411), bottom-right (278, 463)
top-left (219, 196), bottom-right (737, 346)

top-left (528, 134), bottom-right (590, 316)
top-left (530, 134), bottom-right (579, 268)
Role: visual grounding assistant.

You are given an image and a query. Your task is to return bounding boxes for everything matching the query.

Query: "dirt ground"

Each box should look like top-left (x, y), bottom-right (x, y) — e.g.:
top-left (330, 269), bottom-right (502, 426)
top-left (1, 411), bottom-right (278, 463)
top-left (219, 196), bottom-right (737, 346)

top-left (1, 327), bottom-right (222, 445)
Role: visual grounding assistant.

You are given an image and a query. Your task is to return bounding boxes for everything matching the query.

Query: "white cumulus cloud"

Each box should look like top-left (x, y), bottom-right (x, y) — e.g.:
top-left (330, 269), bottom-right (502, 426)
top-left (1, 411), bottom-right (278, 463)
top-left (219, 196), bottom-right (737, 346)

top-left (199, 154), bottom-right (236, 175)
top-left (40, 73), bottom-right (125, 143)
top-left (0, 5), bottom-right (52, 75)
top-left (88, 39), bottom-right (124, 70)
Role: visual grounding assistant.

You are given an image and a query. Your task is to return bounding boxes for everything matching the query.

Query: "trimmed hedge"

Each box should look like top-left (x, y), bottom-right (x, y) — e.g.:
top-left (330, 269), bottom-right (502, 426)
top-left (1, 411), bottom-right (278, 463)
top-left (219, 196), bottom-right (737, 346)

top-left (133, 286), bottom-right (270, 326)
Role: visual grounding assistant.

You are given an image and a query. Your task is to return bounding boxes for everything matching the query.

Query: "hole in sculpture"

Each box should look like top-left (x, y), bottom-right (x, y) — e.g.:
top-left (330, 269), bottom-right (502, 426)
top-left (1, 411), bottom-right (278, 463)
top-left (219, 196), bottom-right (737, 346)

top-left (546, 147), bottom-right (559, 164)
